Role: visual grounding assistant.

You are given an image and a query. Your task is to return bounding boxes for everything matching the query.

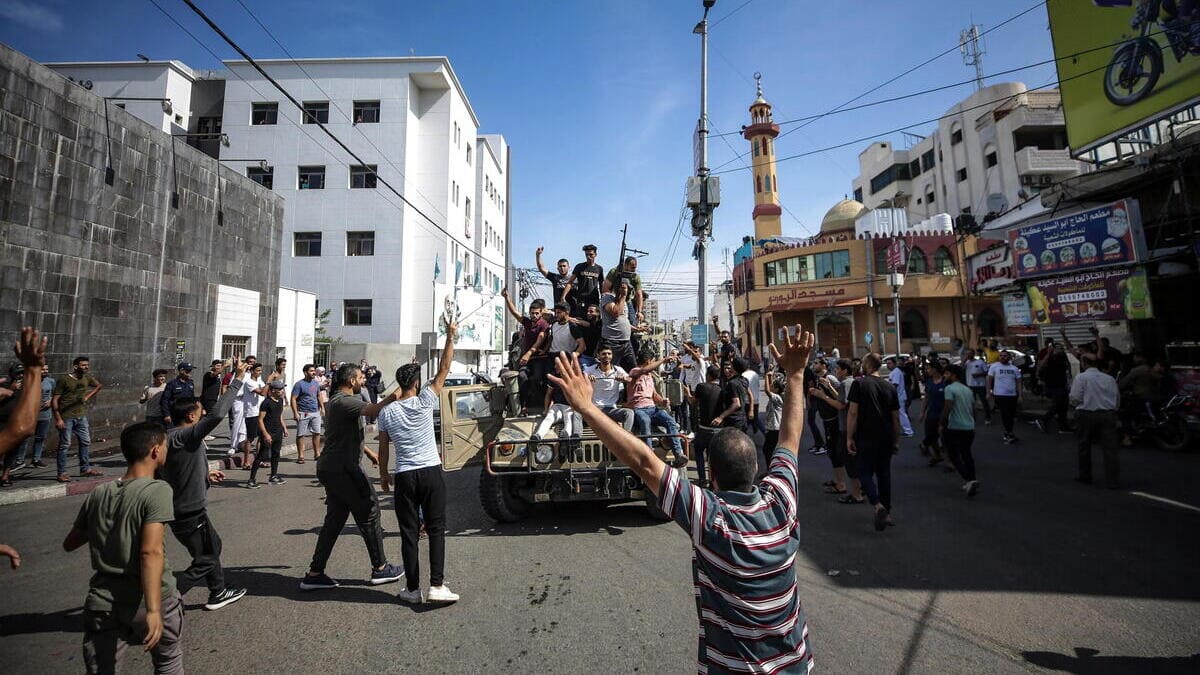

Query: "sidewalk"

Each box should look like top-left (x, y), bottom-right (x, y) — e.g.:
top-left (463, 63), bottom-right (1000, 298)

top-left (0, 411), bottom-right (335, 506)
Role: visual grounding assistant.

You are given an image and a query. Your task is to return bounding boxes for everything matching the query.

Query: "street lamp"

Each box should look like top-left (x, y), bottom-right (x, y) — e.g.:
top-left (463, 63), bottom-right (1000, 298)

top-left (889, 271), bottom-right (906, 357)
top-left (102, 96), bottom-right (173, 186)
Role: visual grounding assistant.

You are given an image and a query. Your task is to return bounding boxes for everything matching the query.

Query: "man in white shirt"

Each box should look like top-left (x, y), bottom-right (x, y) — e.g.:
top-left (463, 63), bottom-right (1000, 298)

top-left (1070, 353), bottom-right (1121, 488)
top-left (987, 351), bottom-right (1023, 444)
top-left (885, 357), bottom-right (914, 436)
top-left (546, 303), bottom-right (585, 358)
top-left (377, 324), bottom-right (460, 605)
top-left (584, 347), bottom-right (634, 431)
top-left (741, 364), bottom-right (762, 436)
top-left (236, 363), bottom-right (268, 467)
top-left (679, 343), bottom-right (707, 434)
top-left (963, 349), bottom-right (993, 425)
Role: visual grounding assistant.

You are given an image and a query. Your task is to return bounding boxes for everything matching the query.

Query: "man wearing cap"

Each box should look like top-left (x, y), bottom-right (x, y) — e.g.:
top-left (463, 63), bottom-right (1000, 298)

top-left (248, 379), bottom-right (289, 488)
top-left (160, 363), bottom-right (196, 428)
top-left (563, 244), bottom-right (604, 319)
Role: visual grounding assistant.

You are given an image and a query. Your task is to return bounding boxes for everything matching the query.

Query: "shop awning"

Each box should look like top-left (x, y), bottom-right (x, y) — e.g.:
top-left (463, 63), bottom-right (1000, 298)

top-left (763, 296), bottom-right (869, 313)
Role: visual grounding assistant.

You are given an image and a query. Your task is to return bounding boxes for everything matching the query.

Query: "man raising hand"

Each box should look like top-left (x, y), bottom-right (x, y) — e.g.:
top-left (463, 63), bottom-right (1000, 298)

top-left (547, 326), bottom-right (817, 674)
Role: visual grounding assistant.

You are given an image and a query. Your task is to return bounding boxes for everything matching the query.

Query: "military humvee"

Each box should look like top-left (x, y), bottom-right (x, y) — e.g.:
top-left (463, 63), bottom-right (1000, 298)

top-left (439, 379), bottom-right (687, 522)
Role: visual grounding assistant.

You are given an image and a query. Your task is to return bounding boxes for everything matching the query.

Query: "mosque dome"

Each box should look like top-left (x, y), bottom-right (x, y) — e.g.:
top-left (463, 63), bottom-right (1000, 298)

top-left (820, 199), bottom-right (866, 234)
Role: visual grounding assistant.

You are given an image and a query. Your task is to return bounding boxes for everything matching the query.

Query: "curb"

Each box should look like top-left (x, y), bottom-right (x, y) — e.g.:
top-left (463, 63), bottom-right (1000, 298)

top-left (0, 441), bottom-right (302, 507)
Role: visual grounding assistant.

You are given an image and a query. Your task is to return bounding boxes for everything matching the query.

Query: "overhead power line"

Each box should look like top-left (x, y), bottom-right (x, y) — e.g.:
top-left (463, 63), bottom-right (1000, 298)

top-left (714, 59), bottom-right (1115, 176)
top-left (710, 0), bottom-right (1047, 172)
top-left (174, 0), bottom-right (510, 271)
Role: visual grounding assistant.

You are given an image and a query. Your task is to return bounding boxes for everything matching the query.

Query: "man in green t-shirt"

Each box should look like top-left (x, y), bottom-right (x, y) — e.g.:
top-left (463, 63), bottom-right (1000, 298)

top-left (603, 256), bottom-right (644, 322)
top-left (940, 365), bottom-right (980, 498)
top-left (63, 421), bottom-right (184, 674)
top-left (52, 356), bottom-right (104, 482)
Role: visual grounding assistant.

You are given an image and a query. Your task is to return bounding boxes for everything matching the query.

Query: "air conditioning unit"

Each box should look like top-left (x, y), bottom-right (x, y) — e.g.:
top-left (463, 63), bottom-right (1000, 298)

top-left (1020, 174), bottom-right (1037, 186)
top-left (1039, 175), bottom-right (1054, 185)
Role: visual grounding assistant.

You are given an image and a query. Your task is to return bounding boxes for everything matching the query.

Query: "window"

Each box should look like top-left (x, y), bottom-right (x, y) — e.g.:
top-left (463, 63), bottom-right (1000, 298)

top-left (251, 102), bottom-right (278, 125)
top-left (869, 162), bottom-right (915, 195)
top-left (956, 167), bottom-right (968, 182)
top-left (901, 308), bottom-right (929, 339)
top-left (302, 101), bottom-right (329, 124)
top-left (350, 165), bottom-right (378, 189)
top-left (465, 197), bottom-right (472, 220)
top-left (908, 159), bottom-right (921, 178)
top-left (344, 299), bottom-right (372, 326)
top-left (853, 187), bottom-right (863, 203)
top-left (764, 250), bottom-right (851, 285)
top-left (466, 145), bottom-right (472, 165)
top-left (220, 335), bottom-right (251, 361)
top-left (346, 231), bottom-right (375, 256)
top-left (353, 100), bottom-right (380, 123)
top-left (753, 139), bottom-right (760, 157)
top-left (764, 175), bottom-right (772, 192)
top-left (933, 246), bottom-right (956, 275)
top-left (763, 139), bottom-right (770, 155)
top-left (298, 166), bottom-right (326, 189)
top-left (247, 166), bottom-right (273, 189)
top-left (293, 232), bottom-right (322, 257)
top-left (196, 116), bottom-right (222, 140)
top-left (921, 148), bottom-right (935, 172)
top-left (925, 188), bottom-right (935, 204)
top-left (985, 151), bottom-right (998, 168)
top-left (950, 127), bottom-right (963, 145)
top-left (875, 245), bottom-right (890, 273)
top-left (907, 246), bottom-right (928, 274)
top-left (453, 122), bottom-right (460, 146)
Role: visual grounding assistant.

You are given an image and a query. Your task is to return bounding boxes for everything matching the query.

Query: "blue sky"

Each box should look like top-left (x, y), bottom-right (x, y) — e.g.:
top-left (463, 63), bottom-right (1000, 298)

top-left (1, 1), bottom-right (1057, 319)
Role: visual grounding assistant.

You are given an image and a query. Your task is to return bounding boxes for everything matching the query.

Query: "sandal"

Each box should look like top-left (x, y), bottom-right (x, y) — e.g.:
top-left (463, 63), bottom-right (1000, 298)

top-left (296, 458), bottom-right (306, 464)
top-left (824, 485), bottom-right (847, 494)
top-left (837, 495), bottom-right (865, 504)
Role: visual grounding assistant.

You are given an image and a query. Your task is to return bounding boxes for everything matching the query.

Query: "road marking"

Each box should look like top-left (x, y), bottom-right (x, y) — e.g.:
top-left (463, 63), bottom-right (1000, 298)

top-left (1130, 491), bottom-right (1200, 514)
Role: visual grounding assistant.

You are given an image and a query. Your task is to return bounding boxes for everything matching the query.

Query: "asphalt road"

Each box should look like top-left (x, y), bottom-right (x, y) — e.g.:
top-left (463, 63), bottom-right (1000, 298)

top-left (2, 418), bottom-right (1199, 674)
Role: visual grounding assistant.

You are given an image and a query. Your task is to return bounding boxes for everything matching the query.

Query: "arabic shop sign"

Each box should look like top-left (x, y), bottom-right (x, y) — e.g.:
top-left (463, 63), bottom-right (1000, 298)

top-left (1025, 267), bottom-right (1154, 324)
top-left (1003, 294), bottom-right (1033, 327)
top-left (966, 245), bottom-right (1015, 293)
top-left (1008, 198), bottom-right (1146, 280)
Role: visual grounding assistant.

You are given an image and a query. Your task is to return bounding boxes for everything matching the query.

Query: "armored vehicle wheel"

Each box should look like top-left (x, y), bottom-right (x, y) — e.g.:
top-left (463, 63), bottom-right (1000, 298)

top-left (480, 469), bottom-right (531, 523)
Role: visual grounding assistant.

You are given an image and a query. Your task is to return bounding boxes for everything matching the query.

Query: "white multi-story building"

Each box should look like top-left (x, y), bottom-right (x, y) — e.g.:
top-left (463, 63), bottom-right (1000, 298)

top-left (851, 83), bottom-right (1091, 223)
top-left (644, 299), bottom-right (660, 326)
top-left (50, 56), bottom-right (511, 373)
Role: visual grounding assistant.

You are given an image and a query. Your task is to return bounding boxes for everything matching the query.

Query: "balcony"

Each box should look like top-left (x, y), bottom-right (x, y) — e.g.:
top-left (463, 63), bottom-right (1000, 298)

top-left (1014, 147), bottom-right (1087, 176)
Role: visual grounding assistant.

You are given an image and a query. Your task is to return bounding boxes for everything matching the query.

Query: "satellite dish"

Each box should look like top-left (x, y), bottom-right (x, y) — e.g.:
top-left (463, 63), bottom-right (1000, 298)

top-left (987, 193), bottom-right (1009, 214)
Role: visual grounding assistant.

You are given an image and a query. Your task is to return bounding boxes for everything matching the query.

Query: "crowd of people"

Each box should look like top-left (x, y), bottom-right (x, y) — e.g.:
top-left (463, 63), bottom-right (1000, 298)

top-left (0, 243), bottom-right (1185, 673)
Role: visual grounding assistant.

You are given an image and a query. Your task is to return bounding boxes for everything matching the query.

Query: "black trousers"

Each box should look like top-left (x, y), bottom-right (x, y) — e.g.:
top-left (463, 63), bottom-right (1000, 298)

top-left (393, 465), bottom-right (447, 591)
top-left (854, 440), bottom-right (893, 511)
top-left (942, 429), bottom-right (977, 482)
top-left (310, 468), bottom-right (387, 574)
top-left (170, 511), bottom-right (225, 595)
top-left (518, 357), bottom-right (552, 410)
top-left (250, 433), bottom-right (282, 482)
top-left (1042, 386), bottom-right (1070, 429)
top-left (1076, 410), bottom-right (1120, 486)
top-left (694, 426), bottom-right (715, 484)
top-left (761, 429), bottom-right (779, 473)
top-left (969, 386), bottom-right (991, 421)
top-left (806, 401), bottom-right (824, 448)
top-left (822, 418), bottom-right (843, 469)
top-left (994, 395), bottom-right (1018, 434)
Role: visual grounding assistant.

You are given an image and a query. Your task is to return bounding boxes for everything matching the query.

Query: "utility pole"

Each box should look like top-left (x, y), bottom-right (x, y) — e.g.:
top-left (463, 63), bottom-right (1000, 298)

top-left (690, 0), bottom-right (720, 344)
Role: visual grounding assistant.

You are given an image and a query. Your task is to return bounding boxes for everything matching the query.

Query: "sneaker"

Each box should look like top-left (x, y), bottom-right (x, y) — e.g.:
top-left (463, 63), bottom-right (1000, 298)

top-left (204, 587), bottom-right (246, 610)
top-left (809, 447), bottom-right (827, 456)
top-left (205, 435), bottom-right (217, 441)
top-left (672, 453), bottom-right (690, 469)
top-left (268, 475), bottom-right (287, 485)
top-left (873, 507), bottom-right (889, 532)
top-left (299, 573), bottom-right (340, 591)
top-left (426, 585), bottom-right (460, 604)
top-left (902, 431), bottom-right (915, 437)
top-left (226, 448), bottom-right (236, 456)
top-left (369, 563), bottom-right (405, 586)
top-left (56, 474), bottom-right (72, 483)
top-left (10, 461), bottom-right (27, 472)
top-left (396, 587), bottom-right (423, 604)
top-left (245, 480), bottom-right (261, 489)
top-left (966, 480), bottom-right (980, 498)
top-left (31, 460), bottom-right (47, 468)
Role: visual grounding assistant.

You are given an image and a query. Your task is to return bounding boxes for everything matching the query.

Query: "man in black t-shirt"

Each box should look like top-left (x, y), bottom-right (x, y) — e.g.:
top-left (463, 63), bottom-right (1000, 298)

top-left (712, 359), bottom-right (749, 432)
top-left (535, 247), bottom-right (573, 307)
top-left (847, 353), bottom-right (901, 532)
top-left (690, 365), bottom-right (724, 487)
top-left (568, 304), bottom-right (603, 366)
top-left (564, 244), bottom-right (604, 318)
top-left (1038, 342), bottom-right (1072, 432)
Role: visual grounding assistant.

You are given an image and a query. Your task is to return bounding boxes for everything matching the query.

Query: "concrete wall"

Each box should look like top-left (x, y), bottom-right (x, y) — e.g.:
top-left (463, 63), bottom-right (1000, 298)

top-left (0, 43), bottom-right (284, 438)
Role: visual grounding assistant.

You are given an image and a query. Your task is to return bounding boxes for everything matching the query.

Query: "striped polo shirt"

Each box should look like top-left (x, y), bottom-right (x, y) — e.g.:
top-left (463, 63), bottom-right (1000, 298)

top-left (657, 447), bottom-right (813, 674)
top-left (377, 386), bottom-right (441, 474)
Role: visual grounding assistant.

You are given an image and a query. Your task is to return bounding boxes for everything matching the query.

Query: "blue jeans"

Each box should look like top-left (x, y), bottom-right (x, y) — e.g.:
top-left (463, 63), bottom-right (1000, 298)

top-left (16, 417), bottom-right (50, 463)
top-left (57, 416), bottom-right (92, 475)
top-left (633, 407), bottom-right (682, 456)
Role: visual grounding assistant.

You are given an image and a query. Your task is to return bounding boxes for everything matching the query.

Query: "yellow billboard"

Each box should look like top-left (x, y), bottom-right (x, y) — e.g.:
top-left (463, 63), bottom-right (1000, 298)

top-left (1047, 0), bottom-right (1200, 154)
